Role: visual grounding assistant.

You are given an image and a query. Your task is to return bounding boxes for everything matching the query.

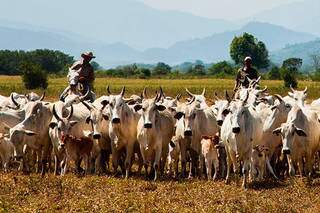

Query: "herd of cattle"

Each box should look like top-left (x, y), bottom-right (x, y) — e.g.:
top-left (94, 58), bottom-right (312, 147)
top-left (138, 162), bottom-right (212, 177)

top-left (1, 77), bottom-right (320, 188)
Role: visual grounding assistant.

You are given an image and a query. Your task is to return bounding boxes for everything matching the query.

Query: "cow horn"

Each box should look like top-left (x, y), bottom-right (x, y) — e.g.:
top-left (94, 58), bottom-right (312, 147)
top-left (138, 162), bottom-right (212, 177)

top-left (79, 84), bottom-right (90, 101)
top-left (155, 92), bottom-right (162, 103)
top-left (201, 88), bottom-right (206, 96)
top-left (10, 93), bottom-right (20, 108)
top-left (290, 84), bottom-right (295, 92)
top-left (187, 96), bottom-right (195, 105)
top-left (81, 101), bottom-right (93, 111)
top-left (274, 94), bottom-right (284, 103)
top-left (52, 104), bottom-right (62, 121)
top-left (39, 92), bottom-right (45, 101)
top-left (175, 94), bottom-right (182, 101)
top-left (106, 85), bottom-right (111, 95)
top-left (304, 86), bottom-right (308, 93)
top-left (142, 87), bottom-right (148, 99)
top-left (159, 86), bottom-right (165, 97)
top-left (67, 105), bottom-right (74, 120)
top-left (261, 86), bottom-right (268, 93)
top-left (225, 91), bottom-right (232, 103)
top-left (243, 90), bottom-right (249, 104)
top-left (185, 88), bottom-right (194, 98)
top-left (120, 86), bottom-right (125, 97)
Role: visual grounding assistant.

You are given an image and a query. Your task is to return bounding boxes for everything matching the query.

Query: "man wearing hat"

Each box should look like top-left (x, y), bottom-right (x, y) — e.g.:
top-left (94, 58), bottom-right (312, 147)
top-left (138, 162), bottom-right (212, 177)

top-left (233, 56), bottom-right (259, 91)
top-left (60, 52), bottom-right (96, 102)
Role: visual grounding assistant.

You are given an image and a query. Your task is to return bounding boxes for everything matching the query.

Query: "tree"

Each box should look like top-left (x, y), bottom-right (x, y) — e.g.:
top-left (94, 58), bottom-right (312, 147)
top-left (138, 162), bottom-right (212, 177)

top-left (186, 64), bottom-right (206, 76)
top-left (230, 33), bottom-right (269, 69)
top-left (267, 66), bottom-right (281, 80)
top-left (208, 61), bottom-right (234, 76)
top-left (152, 62), bottom-right (171, 75)
top-left (90, 61), bottom-right (102, 71)
top-left (136, 67), bottom-right (151, 78)
top-left (20, 61), bottom-right (48, 89)
top-left (310, 54), bottom-right (320, 72)
top-left (281, 58), bottom-right (302, 88)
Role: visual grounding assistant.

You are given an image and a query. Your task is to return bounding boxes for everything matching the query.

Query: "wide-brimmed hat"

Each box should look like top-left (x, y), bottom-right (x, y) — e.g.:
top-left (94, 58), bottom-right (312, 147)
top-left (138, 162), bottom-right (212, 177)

top-left (81, 52), bottom-right (96, 59)
top-left (244, 56), bottom-right (252, 62)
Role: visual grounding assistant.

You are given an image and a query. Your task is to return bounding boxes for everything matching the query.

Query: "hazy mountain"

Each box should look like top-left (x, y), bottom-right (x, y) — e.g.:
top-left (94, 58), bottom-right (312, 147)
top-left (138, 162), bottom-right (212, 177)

top-left (0, 0), bottom-right (236, 49)
top-left (0, 26), bottom-right (141, 67)
top-left (139, 22), bottom-right (317, 64)
top-left (271, 39), bottom-right (320, 68)
top-left (249, 0), bottom-right (320, 36)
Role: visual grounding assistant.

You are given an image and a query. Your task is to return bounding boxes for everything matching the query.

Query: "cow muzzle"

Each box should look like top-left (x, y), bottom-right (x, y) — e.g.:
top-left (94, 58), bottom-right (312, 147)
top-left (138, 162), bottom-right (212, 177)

top-left (144, 123), bottom-right (152, 129)
top-left (112, 118), bottom-right (121, 124)
top-left (232, 127), bottom-right (240, 134)
top-left (184, 130), bottom-right (192, 137)
top-left (217, 120), bottom-right (223, 126)
top-left (282, 149), bottom-right (291, 155)
top-left (93, 133), bottom-right (101, 140)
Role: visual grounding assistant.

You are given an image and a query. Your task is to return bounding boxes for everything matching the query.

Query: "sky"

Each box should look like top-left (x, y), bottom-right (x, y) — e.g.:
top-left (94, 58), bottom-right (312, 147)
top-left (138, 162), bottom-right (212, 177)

top-left (142, 0), bottom-right (301, 20)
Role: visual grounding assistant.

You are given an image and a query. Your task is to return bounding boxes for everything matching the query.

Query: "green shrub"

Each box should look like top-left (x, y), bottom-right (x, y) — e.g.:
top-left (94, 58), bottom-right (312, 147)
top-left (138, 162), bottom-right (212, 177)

top-left (20, 61), bottom-right (48, 89)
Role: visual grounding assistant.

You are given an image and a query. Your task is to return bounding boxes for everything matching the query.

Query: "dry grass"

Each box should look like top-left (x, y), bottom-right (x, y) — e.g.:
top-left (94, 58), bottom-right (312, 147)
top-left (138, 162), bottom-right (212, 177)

top-left (0, 173), bottom-right (320, 212)
top-left (1, 76), bottom-right (319, 101)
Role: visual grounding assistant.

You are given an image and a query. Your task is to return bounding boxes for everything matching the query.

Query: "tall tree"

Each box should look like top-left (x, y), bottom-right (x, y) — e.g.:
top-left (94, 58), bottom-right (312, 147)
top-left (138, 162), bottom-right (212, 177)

top-left (230, 33), bottom-right (269, 69)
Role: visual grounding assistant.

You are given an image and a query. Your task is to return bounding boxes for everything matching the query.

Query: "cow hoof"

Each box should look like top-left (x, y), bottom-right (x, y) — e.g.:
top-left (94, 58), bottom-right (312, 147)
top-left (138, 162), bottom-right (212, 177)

top-left (225, 179), bottom-right (230, 184)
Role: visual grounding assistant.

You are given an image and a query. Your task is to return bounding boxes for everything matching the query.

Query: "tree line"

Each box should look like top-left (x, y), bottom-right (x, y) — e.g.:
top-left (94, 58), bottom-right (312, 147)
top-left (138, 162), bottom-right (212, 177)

top-left (0, 33), bottom-right (320, 89)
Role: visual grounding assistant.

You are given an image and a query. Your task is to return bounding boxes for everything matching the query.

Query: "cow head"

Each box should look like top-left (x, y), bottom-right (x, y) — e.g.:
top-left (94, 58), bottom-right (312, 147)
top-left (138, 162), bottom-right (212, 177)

top-left (213, 91), bottom-right (231, 127)
top-left (288, 86), bottom-right (307, 106)
top-left (185, 88), bottom-right (208, 108)
top-left (135, 93), bottom-right (166, 129)
top-left (263, 94), bottom-right (292, 132)
top-left (82, 100), bottom-right (109, 139)
top-left (272, 122), bottom-right (307, 155)
top-left (49, 104), bottom-right (77, 150)
top-left (229, 91), bottom-right (250, 134)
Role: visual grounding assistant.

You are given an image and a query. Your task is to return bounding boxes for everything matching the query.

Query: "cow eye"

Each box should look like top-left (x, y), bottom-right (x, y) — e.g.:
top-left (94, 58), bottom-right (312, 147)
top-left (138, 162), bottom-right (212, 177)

top-left (285, 104), bottom-right (291, 108)
top-left (222, 109), bottom-right (229, 116)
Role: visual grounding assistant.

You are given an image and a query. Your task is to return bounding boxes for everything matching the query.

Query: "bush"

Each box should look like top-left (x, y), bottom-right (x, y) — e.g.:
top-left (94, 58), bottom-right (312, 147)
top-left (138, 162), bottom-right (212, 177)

top-left (208, 61), bottom-right (235, 76)
top-left (267, 66), bottom-right (281, 80)
top-left (20, 61), bottom-right (48, 89)
top-left (281, 68), bottom-right (298, 88)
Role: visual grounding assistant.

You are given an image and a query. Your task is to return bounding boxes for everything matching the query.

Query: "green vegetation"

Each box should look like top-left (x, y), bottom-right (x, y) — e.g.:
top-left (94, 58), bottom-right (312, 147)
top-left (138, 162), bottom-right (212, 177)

top-left (20, 61), bottom-right (48, 89)
top-left (281, 58), bottom-right (302, 88)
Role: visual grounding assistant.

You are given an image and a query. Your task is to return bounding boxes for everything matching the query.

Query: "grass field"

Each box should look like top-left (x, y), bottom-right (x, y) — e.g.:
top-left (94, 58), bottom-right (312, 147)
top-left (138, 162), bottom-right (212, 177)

top-left (1, 76), bottom-right (320, 101)
top-left (1, 76), bottom-right (320, 212)
top-left (1, 173), bottom-right (320, 212)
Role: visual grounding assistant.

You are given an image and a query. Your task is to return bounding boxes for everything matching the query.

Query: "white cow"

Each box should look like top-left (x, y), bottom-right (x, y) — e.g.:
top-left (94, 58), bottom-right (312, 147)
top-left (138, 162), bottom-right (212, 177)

top-left (106, 87), bottom-right (142, 178)
top-left (136, 93), bottom-right (175, 180)
top-left (273, 104), bottom-right (320, 176)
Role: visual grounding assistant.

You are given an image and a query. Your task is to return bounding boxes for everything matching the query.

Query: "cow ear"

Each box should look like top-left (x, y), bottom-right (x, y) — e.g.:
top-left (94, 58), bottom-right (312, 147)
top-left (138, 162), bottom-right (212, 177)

top-left (272, 127), bottom-right (282, 136)
top-left (295, 127), bottom-right (307, 137)
top-left (174, 112), bottom-right (184, 120)
top-left (49, 122), bottom-right (58, 129)
top-left (70, 121), bottom-right (78, 127)
top-left (24, 130), bottom-right (36, 136)
top-left (102, 114), bottom-right (109, 120)
top-left (134, 104), bottom-right (142, 112)
top-left (169, 141), bottom-right (176, 148)
top-left (288, 92), bottom-right (294, 97)
top-left (156, 104), bottom-right (166, 111)
top-left (85, 116), bottom-right (91, 124)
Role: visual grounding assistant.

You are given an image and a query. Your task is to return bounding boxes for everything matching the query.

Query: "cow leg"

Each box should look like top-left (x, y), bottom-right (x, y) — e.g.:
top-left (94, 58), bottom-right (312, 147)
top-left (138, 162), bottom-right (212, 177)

top-left (225, 148), bottom-right (234, 184)
top-left (199, 154), bottom-right (205, 179)
top-left (213, 157), bottom-right (219, 181)
top-left (188, 149), bottom-right (198, 179)
top-left (287, 155), bottom-right (295, 176)
top-left (99, 149), bottom-right (107, 174)
top-left (160, 144), bottom-right (169, 175)
top-left (242, 158), bottom-right (250, 189)
top-left (136, 150), bottom-right (143, 175)
top-left (174, 158), bottom-right (179, 179)
top-left (54, 155), bottom-right (59, 176)
top-left (112, 149), bottom-right (120, 175)
top-left (153, 146), bottom-right (162, 181)
top-left (206, 157), bottom-right (212, 181)
top-left (125, 143), bottom-right (134, 179)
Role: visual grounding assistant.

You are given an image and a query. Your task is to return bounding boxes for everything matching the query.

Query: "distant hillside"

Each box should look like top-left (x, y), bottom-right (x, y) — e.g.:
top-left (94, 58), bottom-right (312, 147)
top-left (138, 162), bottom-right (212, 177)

top-left (271, 39), bottom-right (320, 68)
top-left (0, 0), bottom-right (236, 49)
top-left (139, 22), bottom-right (317, 64)
top-left (250, 0), bottom-right (320, 36)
